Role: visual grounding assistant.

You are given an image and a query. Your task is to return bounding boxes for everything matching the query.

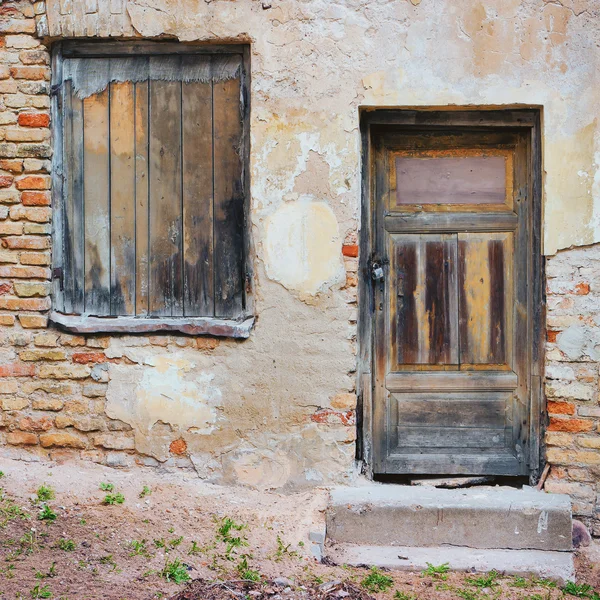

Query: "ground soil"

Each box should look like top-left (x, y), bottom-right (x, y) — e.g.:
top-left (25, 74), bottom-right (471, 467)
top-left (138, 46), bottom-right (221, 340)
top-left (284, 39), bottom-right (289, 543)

top-left (0, 458), bottom-right (596, 600)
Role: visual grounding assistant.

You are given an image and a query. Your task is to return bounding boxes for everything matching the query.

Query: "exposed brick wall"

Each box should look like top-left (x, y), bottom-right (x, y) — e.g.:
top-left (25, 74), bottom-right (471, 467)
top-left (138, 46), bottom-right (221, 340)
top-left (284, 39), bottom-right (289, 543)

top-left (544, 245), bottom-right (600, 535)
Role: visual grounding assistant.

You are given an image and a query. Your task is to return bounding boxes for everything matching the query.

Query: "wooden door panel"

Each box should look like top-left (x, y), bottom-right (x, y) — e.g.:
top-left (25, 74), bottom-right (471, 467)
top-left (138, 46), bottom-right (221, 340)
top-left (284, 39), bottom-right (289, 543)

top-left (390, 234), bottom-right (458, 369)
top-left (458, 232), bottom-right (513, 369)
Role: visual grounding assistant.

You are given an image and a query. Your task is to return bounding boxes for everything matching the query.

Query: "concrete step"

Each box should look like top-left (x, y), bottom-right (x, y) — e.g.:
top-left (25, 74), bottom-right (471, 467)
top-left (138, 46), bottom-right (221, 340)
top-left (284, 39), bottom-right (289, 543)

top-left (327, 544), bottom-right (575, 584)
top-left (326, 484), bottom-right (572, 552)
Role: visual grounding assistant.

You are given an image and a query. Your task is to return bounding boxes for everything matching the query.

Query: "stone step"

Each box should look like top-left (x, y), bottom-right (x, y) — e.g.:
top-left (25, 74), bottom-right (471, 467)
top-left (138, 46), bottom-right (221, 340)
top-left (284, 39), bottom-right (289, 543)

top-left (326, 484), bottom-right (573, 552)
top-left (327, 544), bottom-right (575, 584)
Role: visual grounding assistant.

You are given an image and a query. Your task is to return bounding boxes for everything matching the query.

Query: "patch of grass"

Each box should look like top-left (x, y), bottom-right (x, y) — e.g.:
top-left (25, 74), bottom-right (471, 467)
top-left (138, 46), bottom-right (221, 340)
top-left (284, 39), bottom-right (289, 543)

top-left (103, 492), bottom-right (125, 505)
top-left (30, 584), bottom-right (52, 599)
top-left (35, 563), bottom-right (57, 580)
top-left (169, 536), bottom-right (183, 549)
top-left (0, 471), bottom-right (4, 478)
top-left (215, 516), bottom-right (248, 559)
top-left (188, 541), bottom-right (202, 555)
top-left (36, 485), bottom-right (55, 503)
top-left (139, 486), bottom-right (151, 498)
top-left (128, 539), bottom-right (150, 557)
top-left (237, 556), bottom-right (260, 582)
top-left (454, 588), bottom-right (479, 600)
top-left (99, 482), bottom-right (114, 492)
top-left (273, 535), bottom-right (298, 561)
top-left (361, 567), bottom-right (394, 593)
top-left (38, 504), bottom-right (57, 523)
top-left (56, 538), bottom-right (76, 552)
top-left (422, 562), bottom-right (450, 580)
top-left (160, 558), bottom-right (190, 584)
top-left (467, 570), bottom-right (499, 588)
top-left (99, 554), bottom-right (118, 572)
top-left (511, 577), bottom-right (532, 588)
top-left (0, 490), bottom-right (30, 527)
top-left (564, 582), bottom-right (595, 598)
top-left (20, 531), bottom-right (40, 555)
top-left (394, 592), bottom-right (417, 600)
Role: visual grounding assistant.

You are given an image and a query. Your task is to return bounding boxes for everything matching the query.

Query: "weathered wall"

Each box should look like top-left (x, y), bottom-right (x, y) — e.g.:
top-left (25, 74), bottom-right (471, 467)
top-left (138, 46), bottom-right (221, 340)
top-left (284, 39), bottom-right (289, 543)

top-left (0, 0), bottom-right (599, 528)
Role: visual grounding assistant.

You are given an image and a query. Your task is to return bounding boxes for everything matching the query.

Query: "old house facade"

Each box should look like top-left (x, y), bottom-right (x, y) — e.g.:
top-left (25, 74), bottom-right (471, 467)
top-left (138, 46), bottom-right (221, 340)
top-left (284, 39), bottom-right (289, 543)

top-left (0, 0), bottom-right (600, 538)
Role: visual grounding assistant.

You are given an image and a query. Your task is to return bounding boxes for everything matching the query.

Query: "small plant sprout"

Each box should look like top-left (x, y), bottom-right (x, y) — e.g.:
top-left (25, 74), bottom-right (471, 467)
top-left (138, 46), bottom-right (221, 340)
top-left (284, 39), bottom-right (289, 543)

top-left (215, 516), bottom-right (248, 559)
top-left (564, 582), bottom-right (595, 598)
top-left (99, 554), bottom-right (118, 572)
top-left (467, 570), bottom-right (499, 588)
top-left (0, 471), bottom-right (4, 478)
top-left (36, 485), bottom-right (55, 503)
top-left (103, 492), bottom-right (125, 505)
top-left (30, 584), bottom-right (52, 599)
top-left (139, 486), bottom-right (151, 498)
top-left (56, 538), bottom-right (76, 552)
top-left (160, 558), bottom-right (190, 584)
top-left (188, 541), bottom-right (201, 555)
top-left (422, 562), bottom-right (450, 579)
top-left (394, 592), bottom-right (417, 600)
top-left (99, 482), bottom-right (114, 492)
top-left (361, 567), bottom-right (394, 593)
top-left (128, 539), bottom-right (150, 557)
top-left (38, 504), bottom-right (57, 523)
top-left (237, 556), bottom-right (260, 582)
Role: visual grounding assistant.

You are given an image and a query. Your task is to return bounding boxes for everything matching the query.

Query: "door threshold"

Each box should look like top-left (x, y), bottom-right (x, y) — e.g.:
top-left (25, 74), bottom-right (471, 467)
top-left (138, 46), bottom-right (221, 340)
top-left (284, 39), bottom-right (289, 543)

top-left (373, 474), bottom-right (530, 490)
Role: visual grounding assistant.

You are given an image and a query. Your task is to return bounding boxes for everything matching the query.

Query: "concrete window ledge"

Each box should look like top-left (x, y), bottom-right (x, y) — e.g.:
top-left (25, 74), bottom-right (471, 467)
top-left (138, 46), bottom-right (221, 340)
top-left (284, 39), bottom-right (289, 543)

top-left (49, 311), bottom-right (255, 338)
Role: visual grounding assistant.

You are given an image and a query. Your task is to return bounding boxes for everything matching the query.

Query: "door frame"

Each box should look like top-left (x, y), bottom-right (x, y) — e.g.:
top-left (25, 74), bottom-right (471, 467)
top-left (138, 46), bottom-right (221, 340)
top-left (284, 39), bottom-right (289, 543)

top-left (356, 108), bottom-right (545, 483)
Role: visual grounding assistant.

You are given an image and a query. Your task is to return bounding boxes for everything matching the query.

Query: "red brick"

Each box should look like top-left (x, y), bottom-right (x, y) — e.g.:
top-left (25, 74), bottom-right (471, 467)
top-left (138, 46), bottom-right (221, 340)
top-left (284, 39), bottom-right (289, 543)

top-left (0, 175), bottom-right (14, 188)
top-left (0, 282), bottom-right (12, 295)
top-left (9, 206), bottom-right (51, 223)
top-left (0, 265), bottom-right (50, 278)
top-left (72, 352), bottom-right (107, 364)
top-left (169, 438), bottom-right (187, 455)
top-left (310, 408), bottom-right (356, 426)
top-left (7, 431), bottom-right (38, 445)
top-left (547, 400), bottom-right (576, 416)
top-left (0, 159), bottom-right (23, 173)
top-left (342, 244), bottom-right (359, 258)
top-left (18, 416), bottom-right (53, 432)
top-left (575, 282), bottom-right (590, 295)
top-left (547, 330), bottom-right (559, 343)
top-left (0, 362), bottom-right (34, 377)
top-left (0, 296), bottom-right (50, 310)
top-left (9, 66), bottom-right (49, 81)
top-left (548, 417), bottom-right (594, 433)
top-left (1, 236), bottom-right (50, 250)
top-left (17, 112), bottom-right (50, 128)
top-left (15, 175), bottom-right (50, 190)
top-left (21, 191), bottom-right (50, 206)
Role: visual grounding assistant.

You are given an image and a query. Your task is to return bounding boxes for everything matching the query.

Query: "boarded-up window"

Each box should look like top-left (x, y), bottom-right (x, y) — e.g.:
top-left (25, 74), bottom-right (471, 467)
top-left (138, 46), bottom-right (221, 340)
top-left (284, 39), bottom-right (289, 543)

top-left (52, 47), bottom-right (250, 335)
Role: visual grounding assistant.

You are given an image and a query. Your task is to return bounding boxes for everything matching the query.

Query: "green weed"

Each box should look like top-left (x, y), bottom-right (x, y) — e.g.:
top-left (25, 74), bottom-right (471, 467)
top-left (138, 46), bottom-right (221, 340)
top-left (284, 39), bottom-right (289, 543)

top-left (38, 504), bottom-right (57, 523)
top-left (99, 482), bottom-right (114, 492)
top-left (511, 577), bottom-right (532, 588)
top-left (564, 582), bottom-right (595, 598)
top-left (20, 531), bottom-right (40, 554)
top-left (422, 562), bottom-right (450, 580)
top-left (30, 584), bottom-right (52, 599)
top-left (129, 539), bottom-right (150, 557)
top-left (99, 554), bottom-right (118, 572)
top-left (103, 493), bottom-right (125, 505)
top-left (36, 485), bottom-right (55, 503)
top-left (467, 570), bottom-right (499, 588)
top-left (361, 567), bottom-right (394, 593)
top-left (0, 491), bottom-right (30, 527)
top-left (215, 516), bottom-right (248, 559)
top-left (139, 486), bottom-right (151, 498)
top-left (237, 556), bottom-right (260, 582)
top-left (273, 535), bottom-right (298, 561)
top-left (188, 541), bottom-right (202, 555)
top-left (56, 539), bottom-right (76, 552)
top-left (160, 558), bottom-right (190, 584)
top-left (394, 592), bottom-right (417, 600)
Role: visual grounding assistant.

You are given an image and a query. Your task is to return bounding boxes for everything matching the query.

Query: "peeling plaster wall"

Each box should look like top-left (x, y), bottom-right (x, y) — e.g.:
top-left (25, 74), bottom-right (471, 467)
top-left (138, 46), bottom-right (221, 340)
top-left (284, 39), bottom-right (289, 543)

top-left (2, 0), bottom-right (599, 492)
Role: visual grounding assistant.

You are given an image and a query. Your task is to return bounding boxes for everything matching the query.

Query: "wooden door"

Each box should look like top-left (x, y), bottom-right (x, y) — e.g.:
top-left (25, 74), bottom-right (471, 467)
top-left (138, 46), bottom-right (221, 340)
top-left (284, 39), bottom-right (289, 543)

top-left (370, 121), bottom-right (541, 476)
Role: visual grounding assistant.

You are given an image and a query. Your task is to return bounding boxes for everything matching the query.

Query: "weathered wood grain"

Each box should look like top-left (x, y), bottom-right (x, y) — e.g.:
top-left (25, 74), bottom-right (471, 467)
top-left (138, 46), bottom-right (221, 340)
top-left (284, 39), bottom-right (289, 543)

top-left (213, 70), bottom-right (244, 318)
top-left (109, 80), bottom-right (136, 315)
top-left (182, 58), bottom-right (214, 317)
top-left (83, 75), bottom-right (111, 316)
top-left (149, 56), bottom-right (183, 317)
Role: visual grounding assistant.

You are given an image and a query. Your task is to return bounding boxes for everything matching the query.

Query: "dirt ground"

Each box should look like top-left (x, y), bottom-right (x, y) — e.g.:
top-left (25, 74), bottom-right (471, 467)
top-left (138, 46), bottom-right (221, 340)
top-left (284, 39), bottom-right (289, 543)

top-left (0, 458), bottom-right (597, 600)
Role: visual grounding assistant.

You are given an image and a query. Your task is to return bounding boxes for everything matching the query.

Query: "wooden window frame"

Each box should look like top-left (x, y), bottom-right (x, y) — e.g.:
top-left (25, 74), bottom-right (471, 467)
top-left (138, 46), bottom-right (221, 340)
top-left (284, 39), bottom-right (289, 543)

top-left (357, 108), bottom-right (545, 482)
top-left (50, 41), bottom-right (254, 337)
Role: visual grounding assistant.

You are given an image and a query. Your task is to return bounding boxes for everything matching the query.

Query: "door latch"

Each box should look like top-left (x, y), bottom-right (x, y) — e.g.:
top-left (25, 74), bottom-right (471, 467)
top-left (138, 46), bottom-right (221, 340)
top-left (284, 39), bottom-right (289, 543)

top-left (371, 262), bottom-right (384, 281)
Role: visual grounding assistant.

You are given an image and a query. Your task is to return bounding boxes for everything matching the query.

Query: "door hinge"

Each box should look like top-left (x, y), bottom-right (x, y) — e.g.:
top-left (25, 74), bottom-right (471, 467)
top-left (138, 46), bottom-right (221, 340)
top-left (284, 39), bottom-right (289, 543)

top-left (52, 267), bottom-right (64, 291)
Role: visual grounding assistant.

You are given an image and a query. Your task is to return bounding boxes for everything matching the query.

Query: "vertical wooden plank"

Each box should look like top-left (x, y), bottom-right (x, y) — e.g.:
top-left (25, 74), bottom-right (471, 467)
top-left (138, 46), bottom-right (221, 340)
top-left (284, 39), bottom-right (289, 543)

top-left (213, 66), bottom-right (244, 318)
top-left (425, 234), bottom-right (458, 364)
top-left (458, 232), bottom-right (512, 367)
top-left (134, 76), bottom-right (149, 316)
top-left (393, 236), bottom-right (418, 364)
top-left (109, 79), bottom-right (136, 315)
top-left (83, 63), bottom-right (111, 316)
top-left (62, 77), bottom-right (85, 314)
top-left (392, 234), bottom-right (457, 366)
top-left (182, 56), bottom-right (214, 317)
top-left (148, 56), bottom-right (183, 317)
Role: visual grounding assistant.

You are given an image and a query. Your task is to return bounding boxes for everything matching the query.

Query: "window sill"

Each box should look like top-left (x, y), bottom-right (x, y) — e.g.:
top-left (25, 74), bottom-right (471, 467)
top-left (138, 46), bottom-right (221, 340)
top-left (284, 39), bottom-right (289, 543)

top-left (49, 311), bottom-right (255, 338)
